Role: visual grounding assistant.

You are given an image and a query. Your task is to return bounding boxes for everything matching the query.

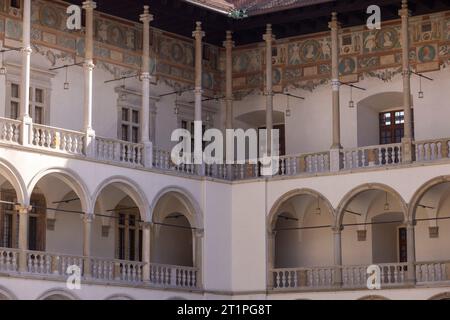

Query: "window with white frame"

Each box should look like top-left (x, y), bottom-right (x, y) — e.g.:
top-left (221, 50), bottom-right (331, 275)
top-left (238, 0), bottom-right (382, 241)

top-left (8, 83), bottom-right (47, 124)
top-left (5, 63), bottom-right (53, 125)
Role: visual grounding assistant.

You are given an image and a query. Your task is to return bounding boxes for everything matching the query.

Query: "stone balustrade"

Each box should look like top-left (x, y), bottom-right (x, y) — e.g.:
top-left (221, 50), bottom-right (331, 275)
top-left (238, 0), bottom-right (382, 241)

top-left (2, 117), bottom-right (450, 181)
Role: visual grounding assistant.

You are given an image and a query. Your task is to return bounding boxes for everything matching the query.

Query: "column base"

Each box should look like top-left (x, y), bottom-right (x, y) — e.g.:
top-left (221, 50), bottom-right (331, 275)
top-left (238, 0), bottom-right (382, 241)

top-left (84, 128), bottom-right (96, 158)
top-left (330, 148), bottom-right (341, 172)
top-left (143, 141), bottom-right (153, 168)
top-left (401, 137), bottom-right (413, 164)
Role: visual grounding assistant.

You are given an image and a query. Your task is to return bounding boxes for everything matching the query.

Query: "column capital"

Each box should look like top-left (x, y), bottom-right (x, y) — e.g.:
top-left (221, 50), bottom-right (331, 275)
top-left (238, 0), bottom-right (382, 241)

top-left (141, 221), bottom-right (154, 229)
top-left (405, 220), bottom-right (416, 228)
top-left (140, 72), bottom-right (151, 80)
top-left (328, 12), bottom-right (341, 30)
top-left (263, 24), bottom-right (275, 42)
top-left (399, 0), bottom-right (411, 17)
top-left (194, 228), bottom-right (204, 238)
top-left (82, 0), bottom-right (97, 10)
top-left (332, 225), bottom-right (344, 233)
top-left (21, 46), bottom-right (32, 54)
top-left (140, 5), bottom-right (154, 23)
top-left (83, 213), bottom-right (95, 223)
top-left (223, 30), bottom-right (235, 48)
top-left (84, 60), bottom-right (95, 70)
top-left (14, 204), bottom-right (32, 214)
top-left (192, 21), bottom-right (205, 39)
top-left (331, 79), bottom-right (341, 90)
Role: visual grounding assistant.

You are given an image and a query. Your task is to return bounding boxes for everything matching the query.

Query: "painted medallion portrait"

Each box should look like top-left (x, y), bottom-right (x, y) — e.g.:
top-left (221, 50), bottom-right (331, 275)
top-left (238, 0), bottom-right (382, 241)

top-left (40, 5), bottom-right (60, 29)
top-left (107, 25), bottom-right (126, 47)
top-left (376, 28), bottom-right (398, 50)
top-left (300, 40), bottom-right (320, 62)
top-left (339, 57), bottom-right (356, 75)
top-left (418, 45), bottom-right (436, 63)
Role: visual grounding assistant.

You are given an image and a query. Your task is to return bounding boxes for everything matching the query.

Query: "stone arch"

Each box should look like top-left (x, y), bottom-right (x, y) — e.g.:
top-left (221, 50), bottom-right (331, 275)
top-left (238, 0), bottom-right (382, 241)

top-left (0, 285), bottom-right (17, 300)
top-left (92, 176), bottom-right (150, 222)
top-left (336, 183), bottom-right (408, 226)
top-left (37, 288), bottom-right (80, 300)
top-left (0, 158), bottom-right (27, 205)
top-left (27, 168), bottom-right (91, 214)
top-left (104, 294), bottom-right (134, 300)
top-left (357, 295), bottom-right (390, 300)
top-left (268, 188), bottom-right (335, 231)
top-left (429, 292), bottom-right (450, 300)
top-left (408, 176), bottom-right (450, 222)
top-left (151, 186), bottom-right (203, 229)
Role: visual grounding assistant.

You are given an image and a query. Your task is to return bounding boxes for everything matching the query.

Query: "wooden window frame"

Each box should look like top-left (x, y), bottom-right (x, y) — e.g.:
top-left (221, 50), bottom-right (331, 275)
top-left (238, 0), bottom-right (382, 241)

top-left (115, 207), bottom-right (142, 262)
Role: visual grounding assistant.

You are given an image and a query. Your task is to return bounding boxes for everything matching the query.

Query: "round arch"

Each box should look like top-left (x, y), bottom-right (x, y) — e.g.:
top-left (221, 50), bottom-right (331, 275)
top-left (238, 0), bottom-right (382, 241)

top-left (150, 186), bottom-right (203, 229)
top-left (357, 295), bottom-right (390, 300)
top-left (104, 294), bottom-right (134, 300)
top-left (27, 168), bottom-right (91, 214)
top-left (267, 188), bottom-right (335, 231)
top-left (336, 183), bottom-right (408, 226)
top-left (92, 176), bottom-right (150, 222)
top-left (0, 158), bottom-right (27, 205)
top-left (37, 288), bottom-right (80, 300)
top-left (408, 176), bottom-right (450, 222)
top-left (429, 292), bottom-right (450, 300)
top-left (0, 285), bottom-right (17, 300)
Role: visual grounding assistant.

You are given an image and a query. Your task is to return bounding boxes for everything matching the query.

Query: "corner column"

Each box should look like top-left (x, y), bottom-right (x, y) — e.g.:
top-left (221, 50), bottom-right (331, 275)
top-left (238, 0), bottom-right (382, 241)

top-left (20, 0), bottom-right (32, 146)
top-left (400, 0), bottom-right (414, 163)
top-left (83, 213), bottom-right (94, 278)
top-left (329, 12), bottom-right (342, 172)
top-left (83, 1), bottom-right (96, 157)
top-left (16, 204), bottom-right (31, 273)
top-left (192, 22), bottom-right (205, 174)
top-left (263, 24), bottom-right (274, 156)
top-left (332, 225), bottom-right (343, 286)
top-left (406, 220), bottom-right (416, 284)
top-left (223, 31), bottom-right (234, 179)
top-left (140, 6), bottom-right (154, 168)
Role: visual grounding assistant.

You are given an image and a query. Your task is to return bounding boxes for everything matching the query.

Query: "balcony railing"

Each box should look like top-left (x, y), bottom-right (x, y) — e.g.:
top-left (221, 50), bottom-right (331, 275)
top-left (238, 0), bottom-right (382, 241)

top-left (0, 247), bottom-right (200, 290)
top-left (2, 117), bottom-right (450, 181)
top-left (270, 261), bottom-right (450, 292)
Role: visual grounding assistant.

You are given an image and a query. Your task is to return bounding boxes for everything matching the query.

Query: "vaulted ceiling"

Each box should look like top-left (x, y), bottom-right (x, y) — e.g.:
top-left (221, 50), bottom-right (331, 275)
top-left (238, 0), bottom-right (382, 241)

top-left (66, 0), bottom-right (450, 46)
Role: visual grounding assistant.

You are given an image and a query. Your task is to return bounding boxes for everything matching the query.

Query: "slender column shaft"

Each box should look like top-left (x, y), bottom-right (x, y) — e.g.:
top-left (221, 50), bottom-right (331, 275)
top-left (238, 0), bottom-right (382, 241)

top-left (140, 6), bottom-right (154, 168)
top-left (224, 31), bottom-right (234, 129)
top-left (406, 221), bottom-right (416, 283)
top-left (16, 205), bottom-right (30, 272)
top-left (83, 214), bottom-right (93, 277)
top-left (329, 12), bottom-right (341, 150)
top-left (192, 22), bottom-right (205, 168)
top-left (193, 230), bottom-right (203, 288)
top-left (263, 24), bottom-right (274, 155)
top-left (83, 1), bottom-right (96, 133)
top-left (400, 0), bottom-right (413, 140)
top-left (333, 226), bottom-right (343, 285)
top-left (142, 222), bottom-right (152, 282)
top-left (20, 0), bottom-right (32, 145)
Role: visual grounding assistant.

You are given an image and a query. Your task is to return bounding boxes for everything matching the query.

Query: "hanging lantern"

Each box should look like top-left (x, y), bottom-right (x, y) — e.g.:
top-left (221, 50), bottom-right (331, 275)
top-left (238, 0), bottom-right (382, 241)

top-left (64, 66), bottom-right (69, 90)
top-left (418, 76), bottom-right (424, 99)
top-left (0, 52), bottom-right (6, 75)
top-left (349, 85), bottom-right (355, 108)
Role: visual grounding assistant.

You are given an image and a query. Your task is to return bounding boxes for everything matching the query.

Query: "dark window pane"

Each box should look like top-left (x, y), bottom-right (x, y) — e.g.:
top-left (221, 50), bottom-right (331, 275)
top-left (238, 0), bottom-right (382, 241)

top-left (122, 108), bottom-right (129, 122)
top-left (35, 89), bottom-right (44, 103)
top-left (121, 125), bottom-right (129, 141)
top-left (35, 106), bottom-right (43, 124)
top-left (129, 229), bottom-right (135, 261)
top-left (132, 110), bottom-right (139, 124)
top-left (118, 228), bottom-right (125, 260)
top-left (28, 216), bottom-right (38, 251)
top-left (11, 102), bottom-right (19, 119)
top-left (132, 127), bottom-right (138, 143)
top-left (11, 84), bottom-right (19, 98)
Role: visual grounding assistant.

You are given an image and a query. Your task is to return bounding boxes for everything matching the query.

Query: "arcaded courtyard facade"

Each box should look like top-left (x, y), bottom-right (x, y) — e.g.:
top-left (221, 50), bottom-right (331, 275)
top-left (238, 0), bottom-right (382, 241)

top-left (0, 0), bottom-right (450, 300)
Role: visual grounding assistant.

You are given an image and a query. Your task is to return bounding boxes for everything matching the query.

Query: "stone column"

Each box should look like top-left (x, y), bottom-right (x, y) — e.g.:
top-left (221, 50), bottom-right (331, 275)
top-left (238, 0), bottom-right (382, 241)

top-left (16, 205), bottom-right (31, 273)
top-left (142, 222), bottom-right (152, 282)
top-left (267, 231), bottom-right (276, 288)
top-left (406, 220), bottom-right (416, 284)
top-left (329, 12), bottom-right (342, 172)
top-left (400, 0), bottom-right (413, 163)
top-left (193, 229), bottom-right (204, 288)
top-left (83, 213), bottom-right (94, 277)
top-left (332, 225), bottom-right (343, 286)
top-left (223, 31), bottom-right (234, 130)
top-left (263, 24), bottom-right (274, 156)
top-left (140, 6), bottom-right (154, 168)
top-left (20, 0), bottom-right (32, 146)
top-left (83, 1), bottom-right (96, 157)
top-left (192, 22), bottom-right (205, 174)
top-left (223, 31), bottom-right (234, 179)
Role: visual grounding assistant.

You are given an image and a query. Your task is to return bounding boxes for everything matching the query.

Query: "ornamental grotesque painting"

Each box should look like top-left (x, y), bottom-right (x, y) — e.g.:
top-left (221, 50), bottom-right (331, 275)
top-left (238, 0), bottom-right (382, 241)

top-left (363, 27), bottom-right (400, 53)
top-left (232, 50), bottom-right (261, 73)
top-left (40, 5), bottom-right (61, 29)
top-left (288, 39), bottom-right (323, 65)
top-left (339, 57), bottom-right (356, 75)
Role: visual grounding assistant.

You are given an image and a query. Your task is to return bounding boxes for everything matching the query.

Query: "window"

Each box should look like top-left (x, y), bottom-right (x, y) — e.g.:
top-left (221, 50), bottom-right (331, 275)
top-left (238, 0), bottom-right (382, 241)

top-left (10, 0), bottom-right (20, 9)
top-left (181, 120), bottom-right (206, 152)
top-left (7, 83), bottom-right (47, 124)
top-left (379, 110), bottom-right (412, 145)
top-left (120, 107), bottom-right (139, 143)
top-left (0, 191), bottom-right (45, 251)
top-left (116, 209), bottom-right (142, 261)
